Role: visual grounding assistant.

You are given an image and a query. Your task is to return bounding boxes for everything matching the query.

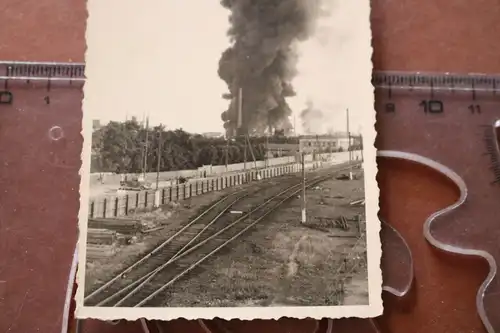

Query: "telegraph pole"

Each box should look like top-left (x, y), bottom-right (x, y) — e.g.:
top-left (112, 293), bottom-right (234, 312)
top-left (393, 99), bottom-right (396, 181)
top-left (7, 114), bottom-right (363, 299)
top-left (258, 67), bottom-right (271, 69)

top-left (294, 115), bottom-right (297, 137)
top-left (301, 151), bottom-right (306, 223)
top-left (244, 136), bottom-right (247, 172)
top-left (265, 130), bottom-right (269, 167)
top-left (155, 124), bottom-right (162, 190)
top-left (140, 112), bottom-right (145, 177)
top-left (225, 134), bottom-right (229, 170)
top-left (360, 133), bottom-right (364, 163)
top-left (142, 114), bottom-right (150, 181)
top-left (237, 87), bottom-right (247, 172)
top-left (346, 108), bottom-right (353, 180)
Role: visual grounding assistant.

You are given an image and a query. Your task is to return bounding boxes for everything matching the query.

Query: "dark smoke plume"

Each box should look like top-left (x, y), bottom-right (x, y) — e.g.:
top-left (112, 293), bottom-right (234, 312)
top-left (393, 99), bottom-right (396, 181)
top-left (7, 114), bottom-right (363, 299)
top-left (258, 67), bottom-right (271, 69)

top-left (218, 0), bottom-right (326, 137)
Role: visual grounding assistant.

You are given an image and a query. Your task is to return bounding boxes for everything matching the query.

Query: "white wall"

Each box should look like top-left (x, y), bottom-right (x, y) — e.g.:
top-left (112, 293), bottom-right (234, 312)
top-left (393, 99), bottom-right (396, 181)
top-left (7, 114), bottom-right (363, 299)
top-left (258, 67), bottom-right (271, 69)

top-left (89, 151), bottom-right (362, 186)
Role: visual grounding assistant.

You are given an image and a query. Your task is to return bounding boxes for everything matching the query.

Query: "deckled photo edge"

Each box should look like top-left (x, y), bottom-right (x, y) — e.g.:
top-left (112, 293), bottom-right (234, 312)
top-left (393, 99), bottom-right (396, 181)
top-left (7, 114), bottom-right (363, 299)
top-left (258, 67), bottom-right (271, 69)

top-left (363, 0), bottom-right (384, 317)
top-left (75, 0), bottom-right (382, 321)
top-left (75, 0), bottom-right (97, 317)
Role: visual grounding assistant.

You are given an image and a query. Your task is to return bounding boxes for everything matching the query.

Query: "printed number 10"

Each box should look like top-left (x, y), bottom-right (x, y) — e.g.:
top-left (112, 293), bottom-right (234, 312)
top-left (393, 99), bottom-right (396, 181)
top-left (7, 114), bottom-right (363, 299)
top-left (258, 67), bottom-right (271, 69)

top-left (420, 100), bottom-right (444, 114)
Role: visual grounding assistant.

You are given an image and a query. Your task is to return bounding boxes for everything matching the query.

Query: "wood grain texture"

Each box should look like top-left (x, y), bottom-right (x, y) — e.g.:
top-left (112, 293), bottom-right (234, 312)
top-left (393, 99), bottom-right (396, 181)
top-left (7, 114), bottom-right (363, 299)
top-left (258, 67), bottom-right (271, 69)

top-left (0, 0), bottom-right (499, 332)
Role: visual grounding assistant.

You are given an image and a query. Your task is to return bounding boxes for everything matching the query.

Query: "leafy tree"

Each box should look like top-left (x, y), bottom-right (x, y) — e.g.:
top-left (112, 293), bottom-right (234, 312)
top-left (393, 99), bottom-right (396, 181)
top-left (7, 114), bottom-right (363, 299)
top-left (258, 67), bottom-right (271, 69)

top-left (91, 120), bottom-right (301, 173)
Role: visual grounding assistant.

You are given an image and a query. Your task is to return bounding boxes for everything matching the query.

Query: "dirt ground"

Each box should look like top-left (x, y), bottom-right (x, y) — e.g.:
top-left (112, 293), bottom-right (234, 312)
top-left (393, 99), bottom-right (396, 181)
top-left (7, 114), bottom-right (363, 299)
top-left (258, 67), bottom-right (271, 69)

top-left (162, 169), bottom-right (369, 307)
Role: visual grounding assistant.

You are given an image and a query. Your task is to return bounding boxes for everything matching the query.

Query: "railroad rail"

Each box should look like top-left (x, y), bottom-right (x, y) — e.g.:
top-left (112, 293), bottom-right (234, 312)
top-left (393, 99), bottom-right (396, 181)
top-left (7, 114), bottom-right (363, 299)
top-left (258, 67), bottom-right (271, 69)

top-left (84, 189), bottom-right (248, 305)
top-left (84, 173), bottom-right (304, 305)
top-left (84, 163), bottom-right (360, 307)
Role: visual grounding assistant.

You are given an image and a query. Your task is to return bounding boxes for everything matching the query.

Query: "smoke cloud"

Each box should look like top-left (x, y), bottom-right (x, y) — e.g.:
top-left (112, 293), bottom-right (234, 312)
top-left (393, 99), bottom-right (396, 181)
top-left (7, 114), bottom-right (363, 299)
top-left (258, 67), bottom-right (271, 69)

top-left (218, 0), bottom-right (327, 136)
top-left (300, 100), bottom-right (334, 134)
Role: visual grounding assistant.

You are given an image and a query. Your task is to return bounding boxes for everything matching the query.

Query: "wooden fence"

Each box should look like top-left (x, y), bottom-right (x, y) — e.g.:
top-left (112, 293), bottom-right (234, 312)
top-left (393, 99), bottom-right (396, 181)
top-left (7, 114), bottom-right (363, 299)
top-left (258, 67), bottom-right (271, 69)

top-left (88, 150), bottom-right (363, 219)
top-left (88, 162), bottom-right (305, 219)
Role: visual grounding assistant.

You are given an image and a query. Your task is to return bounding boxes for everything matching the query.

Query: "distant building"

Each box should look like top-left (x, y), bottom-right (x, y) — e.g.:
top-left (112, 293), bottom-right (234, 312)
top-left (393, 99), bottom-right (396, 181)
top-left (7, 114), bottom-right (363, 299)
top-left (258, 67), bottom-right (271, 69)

top-left (202, 132), bottom-right (224, 138)
top-left (266, 133), bottom-right (361, 158)
top-left (266, 142), bottom-right (300, 158)
top-left (299, 134), bottom-right (361, 153)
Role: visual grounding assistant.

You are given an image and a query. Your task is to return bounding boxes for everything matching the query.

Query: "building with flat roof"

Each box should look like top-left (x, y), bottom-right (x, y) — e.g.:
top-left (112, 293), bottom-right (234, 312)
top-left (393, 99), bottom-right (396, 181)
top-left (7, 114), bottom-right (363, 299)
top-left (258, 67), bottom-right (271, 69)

top-left (266, 134), bottom-right (361, 158)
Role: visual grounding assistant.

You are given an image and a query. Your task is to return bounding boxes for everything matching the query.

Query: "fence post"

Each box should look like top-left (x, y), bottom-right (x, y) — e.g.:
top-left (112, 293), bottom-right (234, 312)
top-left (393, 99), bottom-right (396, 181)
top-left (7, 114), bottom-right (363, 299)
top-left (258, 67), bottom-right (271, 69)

top-left (185, 184), bottom-right (188, 199)
top-left (103, 198), bottom-right (107, 218)
top-left (125, 195), bottom-right (129, 215)
top-left (161, 188), bottom-right (165, 205)
top-left (144, 192), bottom-right (148, 208)
top-left (114, 197), bottom-right (119, 217)
top-left (136, 193), bottom-right (139, 209)
top-left (169, 187), bottom-right (173, 202)
top-left (176, 185), bottom-right (179, 201)
top-left (196, 181), bottom-right (199, 195)
top-left (89, 201), bottom-right (95, 218)
top-left (154, 190), bottom-right (161, 207)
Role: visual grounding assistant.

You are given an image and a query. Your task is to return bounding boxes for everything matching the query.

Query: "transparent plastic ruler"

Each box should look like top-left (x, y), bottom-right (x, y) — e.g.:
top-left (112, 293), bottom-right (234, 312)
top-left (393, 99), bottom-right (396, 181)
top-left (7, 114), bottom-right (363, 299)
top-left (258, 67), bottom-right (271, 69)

top-left (0, 61), bottom-right (498, 332)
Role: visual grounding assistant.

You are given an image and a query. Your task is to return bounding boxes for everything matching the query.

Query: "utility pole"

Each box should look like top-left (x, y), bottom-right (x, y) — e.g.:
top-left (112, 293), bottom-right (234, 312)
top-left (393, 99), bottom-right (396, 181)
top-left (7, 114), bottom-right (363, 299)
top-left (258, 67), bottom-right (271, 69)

top-left (301, 152), bottom-right (306, 224)
top-left (139, 112), bottom-right (145, 177)
top-left (143, 115), bottom-right (150, 180)
top-left (225, 134), bottom-right (229, 170)
top-left (346, 108), bottom-right (353, 180)
top-left (360, 133), bottom-right (364, 163)
top-left (155, 124), bottom-right (162, 190)
top-left (294, 115), bottom-right (297, 137)
top-left (245, 134), bottom-right (258, 169)
top-left (244, 135), bottom-right (247, 172)
top-left (237, 87), bottom-right (247, 172)
top-left (265, 129), bottom-right (269, 167)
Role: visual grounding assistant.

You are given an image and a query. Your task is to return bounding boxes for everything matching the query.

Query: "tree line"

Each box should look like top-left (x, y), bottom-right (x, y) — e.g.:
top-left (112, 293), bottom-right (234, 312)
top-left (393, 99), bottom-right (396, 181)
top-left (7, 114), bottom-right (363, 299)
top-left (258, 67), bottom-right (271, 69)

top-left (91, 120), bottom-right (284, 174)
top-left (91, 119), bottom-right (362, 174)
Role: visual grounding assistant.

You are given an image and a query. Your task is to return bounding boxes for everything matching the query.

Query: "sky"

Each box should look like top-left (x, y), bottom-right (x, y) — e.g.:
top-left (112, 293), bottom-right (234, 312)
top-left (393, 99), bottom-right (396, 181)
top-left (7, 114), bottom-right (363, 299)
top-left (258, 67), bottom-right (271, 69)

top-left (84, 0), bottom-right (373, 135)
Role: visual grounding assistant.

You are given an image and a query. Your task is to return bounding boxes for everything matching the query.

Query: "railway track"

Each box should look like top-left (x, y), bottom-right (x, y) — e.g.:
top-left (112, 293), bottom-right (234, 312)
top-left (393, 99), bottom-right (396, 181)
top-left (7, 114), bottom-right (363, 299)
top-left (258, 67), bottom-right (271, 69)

top-left (84, 163), bottom-right (359, 307)
top-left (83, 190), bottom-right (248, 305)
top-left (84, 172), bottom-right (303, 305)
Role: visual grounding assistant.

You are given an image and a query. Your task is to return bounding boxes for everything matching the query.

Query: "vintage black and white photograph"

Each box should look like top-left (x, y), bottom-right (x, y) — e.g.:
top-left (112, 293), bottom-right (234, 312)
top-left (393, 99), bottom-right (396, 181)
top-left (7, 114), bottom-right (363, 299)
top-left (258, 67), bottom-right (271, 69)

top-left (76, 0), bottom-right (381, 321)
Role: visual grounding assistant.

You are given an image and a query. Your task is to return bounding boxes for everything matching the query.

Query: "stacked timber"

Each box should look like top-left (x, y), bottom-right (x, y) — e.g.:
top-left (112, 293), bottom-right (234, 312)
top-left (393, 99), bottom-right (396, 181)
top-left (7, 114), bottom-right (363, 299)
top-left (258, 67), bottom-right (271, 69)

top-left (88, 218), bottom-right (142, 235)
top-left (87, 228), bottom-right (117, 245)
top-left (86, 244), bottom-right (117, 260)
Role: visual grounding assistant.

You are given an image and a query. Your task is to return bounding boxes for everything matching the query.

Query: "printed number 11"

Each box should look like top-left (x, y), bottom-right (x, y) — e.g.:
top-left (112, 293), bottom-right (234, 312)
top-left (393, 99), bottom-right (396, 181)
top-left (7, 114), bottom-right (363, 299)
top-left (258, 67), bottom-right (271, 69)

top-left (469, 104), bottom-right (481, 114)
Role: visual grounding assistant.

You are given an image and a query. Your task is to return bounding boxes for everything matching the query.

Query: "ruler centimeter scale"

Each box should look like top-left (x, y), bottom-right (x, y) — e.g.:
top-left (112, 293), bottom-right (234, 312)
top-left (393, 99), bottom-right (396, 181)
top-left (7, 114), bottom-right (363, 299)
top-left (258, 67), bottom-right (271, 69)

top-left (2, 61), bottom-right (500, 333)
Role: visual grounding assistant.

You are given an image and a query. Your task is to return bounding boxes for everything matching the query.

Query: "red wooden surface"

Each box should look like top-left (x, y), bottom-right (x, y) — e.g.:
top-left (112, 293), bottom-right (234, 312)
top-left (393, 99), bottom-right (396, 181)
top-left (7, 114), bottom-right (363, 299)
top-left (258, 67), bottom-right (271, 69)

top-left (0, 0), bottom-right (499, 332)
